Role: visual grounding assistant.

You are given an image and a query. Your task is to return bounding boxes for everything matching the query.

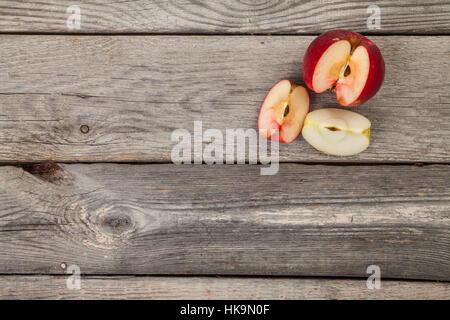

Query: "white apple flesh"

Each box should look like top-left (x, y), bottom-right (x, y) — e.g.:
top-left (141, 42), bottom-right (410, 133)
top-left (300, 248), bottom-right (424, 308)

top-left (258, 80), bottom-right (310, 143)
top-left (302, 108), bottom-right (371, 156)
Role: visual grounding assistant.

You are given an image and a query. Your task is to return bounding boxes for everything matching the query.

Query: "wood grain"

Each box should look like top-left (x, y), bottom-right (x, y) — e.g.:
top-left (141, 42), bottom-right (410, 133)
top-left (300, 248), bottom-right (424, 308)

top-left (1, 276), bottom-right (449, 300)
top-left (0, 163), bottom-right (448, 280)
top-left (0, 35), bottom-right (449, 163)
top-left (0, 1), bottom-right (449, 34)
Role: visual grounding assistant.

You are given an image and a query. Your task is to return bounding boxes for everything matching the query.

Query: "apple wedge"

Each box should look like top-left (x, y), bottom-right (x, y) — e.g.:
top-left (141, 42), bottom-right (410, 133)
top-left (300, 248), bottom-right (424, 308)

top-left (303, 30), bottom-right (385, 106)
top-left (258, 80), bottom-right (309, 143)
top-left (302, 108), bottom-right (371, 156)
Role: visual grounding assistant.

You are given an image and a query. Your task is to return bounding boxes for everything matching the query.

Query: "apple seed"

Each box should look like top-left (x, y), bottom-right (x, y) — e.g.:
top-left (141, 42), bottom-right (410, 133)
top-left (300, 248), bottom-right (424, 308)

top-left (283, 105), bottom-right (290, 118)
top-left (344, 65), bottom-right (351, 77)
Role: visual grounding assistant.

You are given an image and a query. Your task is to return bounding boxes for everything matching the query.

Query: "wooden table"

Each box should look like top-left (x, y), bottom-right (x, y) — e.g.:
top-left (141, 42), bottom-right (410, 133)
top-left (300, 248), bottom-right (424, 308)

top-left (0, 1), bottom-right (449, 300)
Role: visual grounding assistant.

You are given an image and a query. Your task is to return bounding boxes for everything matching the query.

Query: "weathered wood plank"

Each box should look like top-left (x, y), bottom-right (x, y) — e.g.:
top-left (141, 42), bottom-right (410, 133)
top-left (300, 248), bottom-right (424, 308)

top-left (1, 276), bottom-right (449, 300)
top-left (0, 35), bottom-right (449, 163)
top-left (0, 1), bottom-right (449, 34)
top-left (0, 163), bottom-right (448, 280)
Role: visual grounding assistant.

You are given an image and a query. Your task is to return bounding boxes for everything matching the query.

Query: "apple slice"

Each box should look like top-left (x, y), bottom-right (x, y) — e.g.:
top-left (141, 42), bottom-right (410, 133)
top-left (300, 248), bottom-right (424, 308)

top-left (303, 30), bottom-right (385, 106)
top-left (258, 80), bottom-right (309, 143)
top-left (302, 108), bottom-right (371, 156)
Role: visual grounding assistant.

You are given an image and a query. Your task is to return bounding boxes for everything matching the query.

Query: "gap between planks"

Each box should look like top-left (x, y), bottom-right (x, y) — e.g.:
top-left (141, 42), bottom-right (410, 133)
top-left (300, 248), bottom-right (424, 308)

top-left (2, 33), bottom-right (450, 36)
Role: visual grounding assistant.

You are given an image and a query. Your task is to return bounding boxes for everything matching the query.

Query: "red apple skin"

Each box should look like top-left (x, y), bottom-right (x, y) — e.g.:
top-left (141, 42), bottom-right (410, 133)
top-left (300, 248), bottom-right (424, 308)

top-left (303, 30), bottom-right (385, 106)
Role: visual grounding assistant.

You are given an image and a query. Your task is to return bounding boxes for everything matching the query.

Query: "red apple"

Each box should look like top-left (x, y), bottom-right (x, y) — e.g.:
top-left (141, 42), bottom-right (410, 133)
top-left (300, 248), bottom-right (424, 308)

top-left (258, 80), bottom-right (309, 143)
top-left (303, 30), bottom-right (385, 106)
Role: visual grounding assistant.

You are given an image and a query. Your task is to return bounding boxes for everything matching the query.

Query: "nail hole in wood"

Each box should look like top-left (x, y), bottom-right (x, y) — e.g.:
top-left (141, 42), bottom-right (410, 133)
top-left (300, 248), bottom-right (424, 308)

top-left (80, 125), bottom-right (90, 134)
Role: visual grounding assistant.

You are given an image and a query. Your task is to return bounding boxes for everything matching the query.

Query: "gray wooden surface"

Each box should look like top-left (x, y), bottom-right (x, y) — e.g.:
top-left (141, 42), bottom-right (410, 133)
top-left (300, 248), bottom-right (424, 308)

top-left (0, 35), bottom-right (449, 163)
top-left (1, 0), bottom-right (449, 300)
top-left (1, 276), bottom-right (449, 300)
top-left (0, 1), bottom-right (449, 34)
top-left (0, 163), bottom-right (448, 280)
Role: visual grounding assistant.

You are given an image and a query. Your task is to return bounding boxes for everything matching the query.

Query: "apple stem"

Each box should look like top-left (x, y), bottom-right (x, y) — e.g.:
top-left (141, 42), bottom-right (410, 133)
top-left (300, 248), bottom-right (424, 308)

top-left (350, 38), bottom-right (362, 54)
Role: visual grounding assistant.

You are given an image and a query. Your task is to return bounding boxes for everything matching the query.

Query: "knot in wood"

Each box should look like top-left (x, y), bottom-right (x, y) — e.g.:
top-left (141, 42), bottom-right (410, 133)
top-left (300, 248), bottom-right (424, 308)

top-left (100, 214), bottom-right (133, 235)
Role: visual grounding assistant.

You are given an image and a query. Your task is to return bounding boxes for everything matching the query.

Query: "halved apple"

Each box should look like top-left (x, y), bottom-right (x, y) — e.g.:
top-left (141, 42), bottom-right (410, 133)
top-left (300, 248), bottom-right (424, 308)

top-left (303, 30), bottom-right (385, 106)
top-left (302, 108), bottom-right (371, 156)
top-left (258, 80), bottom-right (309, 143)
